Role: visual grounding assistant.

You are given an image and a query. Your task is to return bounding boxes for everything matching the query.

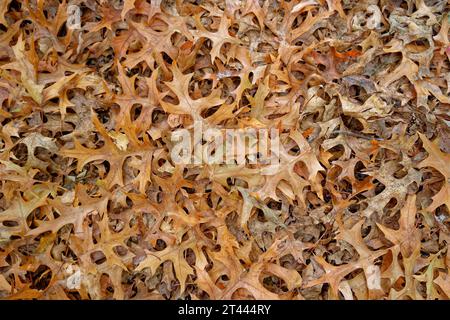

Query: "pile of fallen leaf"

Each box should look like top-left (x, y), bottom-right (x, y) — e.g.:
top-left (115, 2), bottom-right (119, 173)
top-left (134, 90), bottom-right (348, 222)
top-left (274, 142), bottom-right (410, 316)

top-left (0, 0), bottom-right (449, 300)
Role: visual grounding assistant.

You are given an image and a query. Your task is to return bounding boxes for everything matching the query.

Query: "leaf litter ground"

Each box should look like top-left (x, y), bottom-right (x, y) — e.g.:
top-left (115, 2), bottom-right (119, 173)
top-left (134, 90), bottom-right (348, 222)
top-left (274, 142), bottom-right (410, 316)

top-left (0, 0), bottom-right (449, 300)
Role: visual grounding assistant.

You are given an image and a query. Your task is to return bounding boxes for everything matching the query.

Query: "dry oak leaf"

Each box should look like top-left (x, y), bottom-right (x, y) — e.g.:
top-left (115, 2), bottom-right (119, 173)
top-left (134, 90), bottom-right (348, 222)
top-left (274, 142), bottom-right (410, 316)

top-left (27, 196), bottom-right (109, 237)
top-left (220, 238), bottom-right (301, 299)
top-left (377, 195), bottom-right (421, 258)
top-left (304, 248), bottom-right (387, 300)
top-left (414, 253), bottom-right (446, 299)
top-left (382, 56), bottom-right (419, 86)
top-left (220, 262), bottom-right (281, 300)
top-left (1, 35), bottom-right (44, 104)
top-left (362, 161), bottom-right (421, 218)
top-left (418, 133), bottom-right (450, 211)
top-left (0, 274), bottom-right (11, 292)
top-left (388, 246), bottom-right (423, 300)
top-left (192, 16), bottom-right (241, 63)
top-left (434, 272), bottom-right (450, 299)
top-left (121, 0), bottom-right (136, 19)
top-left (340, 94), bottom-right (392, 120)
top-left (0, 0), bottom-right (11, 26)
top-left (257, 130), bottom-right (324, 204)
top-left (61, 115), bottom-right (153, 188)
top-left (0, 187), bottom-right (50, 238)
top-left (336, 219), bottom-right (385, 299)
top-left (159, 63), bottom-right (225, 120)
top-left (19, 132), bottom-right (58, 171)
top-left (136, 238), bottom-right (208, 295)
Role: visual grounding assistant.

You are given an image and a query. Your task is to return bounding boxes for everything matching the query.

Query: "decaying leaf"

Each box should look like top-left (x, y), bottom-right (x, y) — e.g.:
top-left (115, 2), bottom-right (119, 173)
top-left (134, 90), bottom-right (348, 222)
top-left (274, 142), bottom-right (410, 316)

top-left (0, 0), bottom-right (448, 301)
